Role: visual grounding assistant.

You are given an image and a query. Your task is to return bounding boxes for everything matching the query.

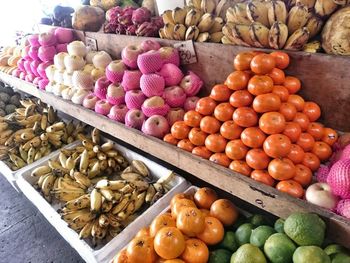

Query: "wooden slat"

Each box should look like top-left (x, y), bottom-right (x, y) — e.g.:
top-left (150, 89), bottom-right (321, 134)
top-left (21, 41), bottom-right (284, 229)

top-left (0, 71), bottom-right (349, 248)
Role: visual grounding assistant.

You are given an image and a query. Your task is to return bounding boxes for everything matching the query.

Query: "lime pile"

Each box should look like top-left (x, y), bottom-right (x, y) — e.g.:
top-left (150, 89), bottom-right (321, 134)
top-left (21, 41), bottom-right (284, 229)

top-left (208, 212), bottom-right (350, 263)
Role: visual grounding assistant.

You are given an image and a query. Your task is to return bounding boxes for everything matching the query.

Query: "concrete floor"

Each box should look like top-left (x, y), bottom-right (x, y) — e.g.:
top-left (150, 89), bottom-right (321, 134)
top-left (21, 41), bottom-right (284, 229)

top-left (0, 175), bottom-right (84, 263)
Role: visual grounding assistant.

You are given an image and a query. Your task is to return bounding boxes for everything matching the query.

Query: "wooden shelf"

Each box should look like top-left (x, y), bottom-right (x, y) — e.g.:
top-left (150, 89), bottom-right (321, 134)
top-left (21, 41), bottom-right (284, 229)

top-left (0, 71), bottom-right (349, 248)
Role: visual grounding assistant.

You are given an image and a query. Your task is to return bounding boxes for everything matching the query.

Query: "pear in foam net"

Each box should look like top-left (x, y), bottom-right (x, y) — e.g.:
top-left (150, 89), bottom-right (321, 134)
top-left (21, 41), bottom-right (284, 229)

top-left (54, 52), bottom-right (68, 70)
top-left (67, 41), bottom-right (87, 57)
top-left (64, 55), bottom-right (86, 73)
top-left (72, 70), bottom-right (94, 90)
top-left (92, 51), bottom-right (112, 69)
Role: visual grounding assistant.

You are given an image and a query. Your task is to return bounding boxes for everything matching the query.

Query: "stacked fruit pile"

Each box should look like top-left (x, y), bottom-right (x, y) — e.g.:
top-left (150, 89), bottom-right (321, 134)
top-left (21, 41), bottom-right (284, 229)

top-left (32, 128), bottom-right (176, 243)
top-left (114, 187), bottom-right (350, 263)
top-left (104, 6), bottom-right (163, 37)
top-left (0, 98), bottom-right (82, 170)
top-left (159, 7), bottom-right (224, 42)
top-left (13, 28), bottom-right (75, 89)
top-left (0, 46), bottom-right (21, 75)
top-left (164, 51), bottom-right (337, 198)
top-left (83, 40), bottom-right (203, 138)
top-left (222, 0), bottom-right (342, 51)
top-left (0, 82), bottom-right (21, 116)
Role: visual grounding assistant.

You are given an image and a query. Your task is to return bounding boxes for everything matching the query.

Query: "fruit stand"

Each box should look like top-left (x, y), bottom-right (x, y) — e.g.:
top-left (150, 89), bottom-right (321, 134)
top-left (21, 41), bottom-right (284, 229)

top-left (1, 1), bottom-right (350, 262)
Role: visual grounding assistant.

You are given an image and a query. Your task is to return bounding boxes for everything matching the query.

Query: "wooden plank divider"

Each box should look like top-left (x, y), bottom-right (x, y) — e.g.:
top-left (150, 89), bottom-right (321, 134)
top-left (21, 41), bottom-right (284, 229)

top-left (0, 71), bottom-right (349, 248)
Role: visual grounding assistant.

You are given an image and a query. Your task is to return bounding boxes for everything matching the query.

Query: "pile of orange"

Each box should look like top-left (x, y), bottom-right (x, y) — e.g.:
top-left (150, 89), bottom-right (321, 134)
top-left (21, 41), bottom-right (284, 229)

top-left (113, 187), bottom-right (238, 263)
top-left (164, 51), bottom-right (338, 198)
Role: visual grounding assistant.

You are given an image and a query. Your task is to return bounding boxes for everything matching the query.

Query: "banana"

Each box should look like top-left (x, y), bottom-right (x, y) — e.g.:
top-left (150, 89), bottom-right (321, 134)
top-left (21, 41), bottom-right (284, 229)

top-left (54, 189), bottom-right (85, 202)
top-left (172, 7), bottom-right (187, 24)
top-left (21, 131), bottom-right (35, 141)
top-left (131, 180), bottom-right (149, 191)
top-left (196, 32), bottom-right (210, 42)
top-left (303, 40), bottom-right (321, 52)
top-left (91, 128), bottom-right (100, 145)
top-left (48, 159), bottom-right (69, 173)
top-left (65, 156), bottom-right (76, 170)
top-left (32, 166), bottom-right (52, 178)
top-left (162, 10), bottom-right (175, 24)
top-left (287, 4), bottom-right (310, 35)
top-left (222, 23), bottom-right (240, 45)
top-left (112, 196), bottom-right (130, 214)
top-left (226, 4), bottom-right (251, 25)
top-left (46, 122), bottom-right (65, 132)
top-left (66, 121), bottom-right (75, 136)
top-left (19, 145), bottom-right (28, 161)
top-left (106, 149), bottom-right (119, 158)
top-left (24, 104), bottom-right (36, 118)
top-left (145, 184), bottom-right (156, 203)
top-left (185, 8), bottom-right (202, 27)
top-left (232, 24), bottom-right (254, 47)
top-left (88, 162), bottom-right (100, 178)
top-left (91, 221), bottom-right (107, 239)
top-left (99, 189), bottom-right (115, 201)
top-left (65, 194), bottom-right (90, 210)
top-left (284, 27), bottom-right (310, 50)
top-left (79, 221), bottom-right (93, 239)
top-left (153, 183), bottom-right (164, 193)
top-left (159, 28), bottom-right (166, 39)
top-left (120, 184), bottom-right (134, 194)
top-left (98, 214), bottom-right (109, 228)
top-left (197, 13), bottom-right (215, 32)
top-left (305, 15), bottom-right (323, 39)
top-left (267, 0), bottom-right (287, 27)
top-left (157, 172), bottom-right (176, 186)
top-left (185, 26), bottom-right (200, 40)
top-left (37, 173), bottom-right (50, 188)
top-left (210, 32), bottom-right (224, 43)
top-left (79, 149), bottom-right (89, 173)
top-left (247, 0), bottom-right (270, 27)
top-left (216, 0), bottom-right (235, 20)
top-left (73, 172), bottom-right (91, 188)
top-left (134, 192), bottom-right (146, 212)
top-left (71, 212), bottom-right (95, 226)
top-left (34, 151), bottom-right (42, 161)
top-left (97, 152), bottom-right (107, 161)
top-left (41, 174), bottom-right (56, 196)
top-left (90, 188), bottom-right (103, 213)
top-left (209, 17), bottom-right (224, 33)
top-left (27, 147), bottom-right (36, 164)
top-left (201, 0), bottom-right (216, 13)
top-left (61, 209), bottom-right (90, 222)
top-left (102, 201), bottom-right (113, 213)
top-left (101, 141), bottom-right (114, 152)
top-left (296, 0), bottom-right (316, 8)
top-left (121, 172), bottom-right (143, 182)
top-left (40, 133), bottom-right (48, 141)
top-left (249, 22), bottom-right (270, 48)
top-left (47, 106), bottom-right (56, 124)
top-left (131, 160), bottom-right (149, 177)
top-left (268, 21), bottom-right (289, 49)
top-left (59, 152), bottom-right (67, 168)
top-left (173, 24), bottom-right (187, 40)
top-left (163, 23), bottom-right (175, 40)
top-left (187, 0), bottom-right (201, 9)
top-left (82, 139), bottom-right (94, 150)
top-left (314, 0), bottom-right (338, 17)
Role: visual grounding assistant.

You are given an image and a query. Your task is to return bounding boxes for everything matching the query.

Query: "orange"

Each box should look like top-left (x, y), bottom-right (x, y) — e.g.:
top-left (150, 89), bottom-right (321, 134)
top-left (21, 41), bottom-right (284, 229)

top-left (229, 160), bottom-right (252, 176)
top-left (192, 146), bottom-right (212, 159)
top-left (225, 139), bottom-right (249, 160)
top-left (303, 101), bottom-right (321, 122)
top-left (252, 93), bottom-right (282, 113)
top-left (171, 121), bottom-right (191, 140)
top-left (214, 103), bottom-right (235, 122)
top-left (284, 76), bottom-right (301, 94)
top-left (246, 148), bottom-right (270, 170)
top-left (164, 133), bottom-right (179, 146)
top-left (312, 141), bottom-right (332, 161)
top-left (200, 116), bottom-right (221, 134)
top-left (307, 122), bottom-right (324, 140)
top-left (268, 68), bottom-right (285, 85)
top-left (226, 71), bottom-right (250, 90)
top-left (259, 112), bottom-right (286, 134)
top-left (293, 112), bottom-right (310, 131)
top-left (276, 180), bottom-right (304, 198)
top-left (188, 128), bottom-right (207, 146)
top-left (194, 187), bottom-right (218, 210)
top-left (322, 127), bottom-right (338, 146)
top-left (195, 97), bottom-right (217, 116)
top-left (272, 85), bottom-right (289, 102)
top-left (177, 139), bottom-right (195, 152)
top-left (268, 158), bottom-right (296, 180)
top-left (220, 120), bottom-right (243, 140)
top-left (251, 170), bottom-right (275, 186)
top-left (250, 53), bottom-right (276, 74)
top-left (181, 239), bottom-right (209, 263)
top-left (283, 122), bottom-right (302, 143)
top-left (270, 51), bottom-right (290, 69)
top-left (150, 213), bottom-right (176, 237)
top-left (184, 111), bottom-right (202, 128)
top-left (176, 207), bottom-right (205, 237)
top-left (196, 217), bottom-right (224, 245)
top-left (230, 90), bottom-right (254, 107)
top-left (248, 75), bottom-right (274, 95)
top-left (302, 152), bottom-right (320, 172)
top-left (205, 134), bottom-right (227, 153)
top-left (154, 227), bottom-right (186, 260)
top-left (287, 95), bottom-right (305, 111)
top-left (234, 52), bottom-right (255, 71)
top-left (210, 84), bottom-right (232, 102)
top-left (233, 107), bottom-right (258, 127)
top-left (210, 199), bottom-right (238, 226)
top-left (263, 134), bottom-right (292, 158)
top-left (287, 144), bottom-right (305, 164)
top-left (279, 102), bottom-right (297, 121)
top-left (241, 127), bottom-right (266, 148)
top-left (209, 153), bottom-right (231, 167)
top-left (293, 164), bottom-right (312, 187)
top-left (296, 132), bottom-right (315, 152)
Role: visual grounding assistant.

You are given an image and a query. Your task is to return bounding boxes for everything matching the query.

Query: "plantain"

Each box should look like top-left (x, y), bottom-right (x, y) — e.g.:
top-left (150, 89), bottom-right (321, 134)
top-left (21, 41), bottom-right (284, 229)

top-left (314, 0), bottom-right (338, 17)
top-left (201, 0), bottom-right (216, 13)
top-left (162, 10), bottom-right (175, 24)
top-left (232, 24), bottom-right (254, 47)
top-left (247, 0), bottom-right (270, 27)
top-left (185, 25), bottom-right (200, 40)
top-left (186, 0), bottom-right (201, 9)
top-left (185, 8), bottom-right (202, 27)
top-left (267, 0), bottom-right (287, 27)
top-left (197, 13), bottom-right (215, 32)
top-left (249, 22), bottom-right (270, 48)
top-left (268, 21), bottom-right (289, 49)
top-left (305, 15), bottom-right (323, 39)
top-left (222, 23), bottom-right (240, 45)
top-left (221, 35), bottom-right (235, 44)
top-left (284, 27), bottom-right (310, 50)
top-left (172, 7), bottom-right (187, 24)
top-left (209, 17), bottom-right (224, 33)
top-left (287, 4), bottom-right (311, 35)
top-left (296, 0), bottom-right (316, 9)
top-left (210, 32), bottom-right (224, 43)
top-left (226, 4), bottom-right (251, 25)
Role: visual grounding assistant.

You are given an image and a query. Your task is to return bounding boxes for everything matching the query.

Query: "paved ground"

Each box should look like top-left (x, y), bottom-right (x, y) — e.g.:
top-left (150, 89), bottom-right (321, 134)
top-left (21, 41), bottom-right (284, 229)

top-left (0, 175), bottom-right (84, 263)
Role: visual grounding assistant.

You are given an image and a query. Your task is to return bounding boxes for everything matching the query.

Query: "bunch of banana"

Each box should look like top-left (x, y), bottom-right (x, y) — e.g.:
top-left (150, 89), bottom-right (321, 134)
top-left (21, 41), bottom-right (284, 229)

top-left (0, 98), bottom-right (82, 170)
top-left (222, 0), bottom-right (339, 51)
top-left (0, 45), bottom-right (20, 75)
top-left (159, 6), bottom-right (225, 43)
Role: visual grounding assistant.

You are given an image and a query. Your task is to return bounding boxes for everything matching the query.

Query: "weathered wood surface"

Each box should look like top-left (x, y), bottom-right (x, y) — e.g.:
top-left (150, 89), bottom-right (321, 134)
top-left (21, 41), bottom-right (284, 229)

top-left (1, 72), bottom-right (349, 248)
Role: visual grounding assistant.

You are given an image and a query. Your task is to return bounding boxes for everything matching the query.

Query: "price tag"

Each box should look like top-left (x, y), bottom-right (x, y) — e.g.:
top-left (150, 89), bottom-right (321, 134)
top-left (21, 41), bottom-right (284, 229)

top-left (85, 37), bottom-right (98, 51)
top-left (173, 40), bottom-right (197, 65)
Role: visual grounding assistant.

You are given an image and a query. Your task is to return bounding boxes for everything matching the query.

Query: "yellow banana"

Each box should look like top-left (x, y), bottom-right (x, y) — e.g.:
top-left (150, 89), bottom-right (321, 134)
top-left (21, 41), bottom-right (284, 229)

top-left (162, 10), bottom-right (175, 24)
top-left (90, 188), bottom-right (102, 213)
top-left (172, 7), bottom-right (187, 24)
top-left (185, 8), bottom-right (202, 27)
top-left (173, 24), bottom-right (187, 40)
top-left (226, 4), bottom-right (251, 25)
top-left (267, 0), bottom-right (287, 27)
top-left (209, 17), bottom-right (224, 33)
top-left (249, 22), bottom-right (270, 48)
top-left (197, 13), bottom-right (215, 32)
top-left (284, 27), bottom-right (310, 50)
top-left (305, 15), bottom-right (323, 39)
top-left (232, 24), bottom-right (254, 47)
top-left (185, 26), bottom-right (200, 40)
top-left (287, 5), bottom-right (310, 35)
top-left (247, 0), bottom-right (270, 27)
top-left (314, 0), bottom-right (337, 17)
top-left (269, 21), bottom-right (289, 49)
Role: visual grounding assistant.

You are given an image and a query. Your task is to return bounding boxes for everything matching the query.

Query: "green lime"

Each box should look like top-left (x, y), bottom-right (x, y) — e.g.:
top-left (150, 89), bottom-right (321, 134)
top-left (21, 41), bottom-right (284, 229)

top-left (209, 249), bottom-right (232, 263)
top-left (293, 246), bottom-right (331, 263)
top-left (325, 244), bottom-right (349, 256)
top-left (235, 223), bottom-right (254, 246)
top-left (284, 213), bottom-right (326, 246)
top-left (250, 225), bottom-right (276, 248)
top-left (233, 244), bottom-right (267, 263)
top-left (332, 253), bottom-right (350, 263)
top-left (274, 218), bottom-right (285, 233)
top-left (264, 233), bottom-right (296, 263)
top-left (218, 231), bottom-right (238, 252)
top-left (249, 214), bottom-right (272, 227)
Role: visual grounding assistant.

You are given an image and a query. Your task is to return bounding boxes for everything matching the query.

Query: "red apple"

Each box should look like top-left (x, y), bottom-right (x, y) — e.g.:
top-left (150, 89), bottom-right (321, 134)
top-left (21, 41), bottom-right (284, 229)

top-left (54, 27), bottom-right (74, 44)
top-left (38, 32), bottom-right (57, 46)
top-left (83, 93), bottom-right (100, 109)
top-left (140, 40), bottom-right (161, 52)
top-left (163, 86), bottom-right (186, 107)
top-left (166, 108), bottom-right (185, 126)
top-left (121, 45), bottom-right (143, 69)
top-left (142, 115), bottom-right (169, 138)
top-left (38, 45), bottom-right (56, 62)
top-left (125, 109), bottom-right (145, 130)
top-left (306, 183), bottom-right (339, 210)
top-left (108, 104), bottom-right (128, 123)
top-left (184, 96), bottom-right (200, 111)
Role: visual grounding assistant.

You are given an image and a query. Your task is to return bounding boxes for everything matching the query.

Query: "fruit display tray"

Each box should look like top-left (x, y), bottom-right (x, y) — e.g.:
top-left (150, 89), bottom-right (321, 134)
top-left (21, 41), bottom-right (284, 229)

top-left (16, 137), bottom-right (190, 263)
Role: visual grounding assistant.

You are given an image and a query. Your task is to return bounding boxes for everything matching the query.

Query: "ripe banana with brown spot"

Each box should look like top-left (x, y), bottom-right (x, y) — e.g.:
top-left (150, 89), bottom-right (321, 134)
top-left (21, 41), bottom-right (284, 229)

top-left (303, 40), bottom-right (322, 53)
top-left (284, 27), bottom-right (310, 50)
top-left (209, 17), bottom-right (224, 33)
top-left (226, 4), bottom-right (251, 25)
top-left (287, 4), bottom-right (310, 35)
top-left (201, 0), bottom-right (216, 13)
top-left (232, 24), bottom-right (254, 47)
top-left (221, 35), bottom-right (235, 45)
top-left (162, 10), bottom-right (175, 24)
top-left (296, 0), bottom-right (316, 9)
top-left (172, 7), bottom-right (187, 24)
top-left (314, 0), bottom-right (338, 17)
top-left (249, 22), bottom-right (270, 48)
top-left (90, 188), bottom-right (103, 213)
top-left (210, 32), bottom-right (224, 43)
top-left (269, 21), bottom-right (289, 49)
top-left (247, 0), bottom-right (270, 27)
top-left (197, 13), bottom-right (215, 32)
top-left (173, 24), bottom-right (187, 40)
top-left (267, 0), bottom-right (287, 27)
top-left (185, 26), bottom-right (200, 40)
top-left (185, 8), bottom-right (201, 27)
top-left (305, 15), bottom-right (323, 39)
top-left (196, 32), bottom-right (210, 42)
